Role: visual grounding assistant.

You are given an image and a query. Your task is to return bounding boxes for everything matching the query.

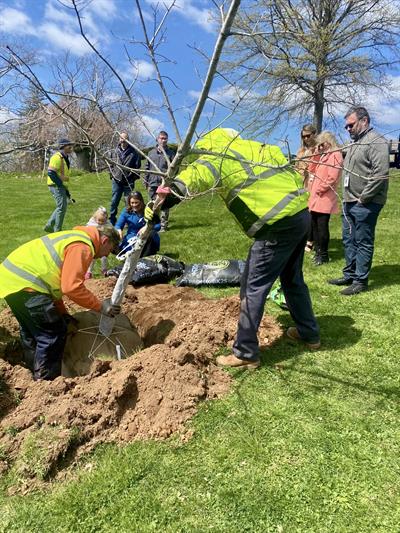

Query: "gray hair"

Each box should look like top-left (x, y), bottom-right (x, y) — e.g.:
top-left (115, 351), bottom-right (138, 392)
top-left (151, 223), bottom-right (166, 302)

top-left (344, 106), bottom-right (370, 124)
top-left (97, 224), bottom-right (120, 254)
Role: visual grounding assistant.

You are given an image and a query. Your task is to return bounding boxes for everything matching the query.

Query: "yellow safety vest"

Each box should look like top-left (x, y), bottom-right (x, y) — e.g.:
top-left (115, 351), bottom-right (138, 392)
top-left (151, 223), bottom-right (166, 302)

top-left (178, 129), bottom-right (309, 238)
top-left (0, 230), bottom-right (95, 300)
top-left (47, 152), bottom-right (70, 187)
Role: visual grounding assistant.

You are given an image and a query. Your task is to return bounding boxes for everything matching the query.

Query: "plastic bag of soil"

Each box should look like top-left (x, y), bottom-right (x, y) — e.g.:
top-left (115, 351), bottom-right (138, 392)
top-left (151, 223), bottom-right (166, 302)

top-left (176, 259), bottom-right (246, 287)
top-left (105, 255), bottom-right (184, 286)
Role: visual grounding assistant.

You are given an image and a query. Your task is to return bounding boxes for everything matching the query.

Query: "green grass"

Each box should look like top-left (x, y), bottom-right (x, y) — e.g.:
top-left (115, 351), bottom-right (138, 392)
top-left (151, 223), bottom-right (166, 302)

top-left (0, 171), bottom-right (399, 532)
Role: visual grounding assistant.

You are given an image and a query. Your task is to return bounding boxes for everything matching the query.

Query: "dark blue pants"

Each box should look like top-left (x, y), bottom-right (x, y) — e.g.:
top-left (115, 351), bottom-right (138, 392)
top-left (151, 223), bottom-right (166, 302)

top-left (342, 201), bottom-right (383, 284)
top-left (110, 179), bottom-right (134, 225)
top-left (233, 209), bottom-right (319, 361)
top-left (5, 292), bottom-right (67, 381)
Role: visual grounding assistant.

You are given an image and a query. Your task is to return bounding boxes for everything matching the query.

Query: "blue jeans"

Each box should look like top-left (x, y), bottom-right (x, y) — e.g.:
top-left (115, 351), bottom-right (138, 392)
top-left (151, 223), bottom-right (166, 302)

top-left (110, 179), bottom-right (134, 225)
top-left (45, 186), bottom-right (68, 232)
top-left (342, 201), bottom-right (383, 284)
top-left (5, 291), bottom-right (67, 380)
top-left (233, 209), bottom-right (319, 361)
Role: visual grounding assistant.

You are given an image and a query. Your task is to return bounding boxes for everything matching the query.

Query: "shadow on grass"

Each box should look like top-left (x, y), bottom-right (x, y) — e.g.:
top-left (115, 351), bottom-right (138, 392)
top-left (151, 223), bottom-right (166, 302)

top-left (326, 238), bottom-right (345, 262)
top-left (260, 314), bottom-right (361, 368)
top-left (369, 264), bottom-right (400, 289)
top-left (286, 365), bottom-right (400, 399)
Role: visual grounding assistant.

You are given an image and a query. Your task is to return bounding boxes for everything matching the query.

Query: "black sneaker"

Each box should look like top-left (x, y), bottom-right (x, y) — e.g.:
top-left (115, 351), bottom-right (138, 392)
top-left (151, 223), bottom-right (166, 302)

top-left (328, 277), bottom-right (353, 286)
top-left (340, 283), bottom-right (367, 296)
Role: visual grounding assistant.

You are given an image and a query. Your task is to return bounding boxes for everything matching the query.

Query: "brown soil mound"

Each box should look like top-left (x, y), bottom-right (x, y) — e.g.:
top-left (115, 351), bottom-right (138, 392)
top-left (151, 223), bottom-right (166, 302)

top-left (0, 281), bottom-right (282, 485)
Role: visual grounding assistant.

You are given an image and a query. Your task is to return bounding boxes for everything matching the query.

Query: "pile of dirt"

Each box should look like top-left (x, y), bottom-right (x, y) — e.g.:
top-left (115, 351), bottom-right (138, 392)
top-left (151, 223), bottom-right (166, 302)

top-left (0, 281), bottom-right (282, 485)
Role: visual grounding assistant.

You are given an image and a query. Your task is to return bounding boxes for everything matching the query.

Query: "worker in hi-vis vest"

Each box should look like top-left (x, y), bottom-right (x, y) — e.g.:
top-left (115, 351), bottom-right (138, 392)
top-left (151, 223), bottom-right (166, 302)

top-left (0, 225), bottom-right (121, 381)
top-left (44, 138), bottom-right (74, 233)
top-left (148, 128), bottom-right (320, 369)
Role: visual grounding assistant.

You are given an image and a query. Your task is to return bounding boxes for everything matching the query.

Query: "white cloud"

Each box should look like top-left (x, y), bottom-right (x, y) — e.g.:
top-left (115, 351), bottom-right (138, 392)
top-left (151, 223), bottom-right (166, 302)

top-left (0, 7), bottom-right (36, 35)
top-left (0, 107), bottom-right (18, 125)
top-left (189, 84), bottom-right (259, 107)
top-left (145, 0), bottom-right (215, 33)
top-left (134, 60), bottom-right (156, 80)
top-left (362, 76), bottom-right (400, 128)
top-left (134, 115), bottom-right (164, 138)
top-left (87, 0), bottom-right (117, 20)
top-left (41, 22), bottom-right (93, 56)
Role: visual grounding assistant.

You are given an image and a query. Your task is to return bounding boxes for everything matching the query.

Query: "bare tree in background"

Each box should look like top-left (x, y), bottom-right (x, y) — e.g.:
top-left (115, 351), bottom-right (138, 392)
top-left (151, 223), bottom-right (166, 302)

top-left (224, 0), bottom-right (400, 133)
top-left (0, 0), bottom-right (247, 178)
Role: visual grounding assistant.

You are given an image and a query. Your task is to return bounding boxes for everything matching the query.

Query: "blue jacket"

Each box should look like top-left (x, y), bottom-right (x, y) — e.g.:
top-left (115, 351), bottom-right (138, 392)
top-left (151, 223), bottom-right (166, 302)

top-left (115, 208), bottom-right (161, 250)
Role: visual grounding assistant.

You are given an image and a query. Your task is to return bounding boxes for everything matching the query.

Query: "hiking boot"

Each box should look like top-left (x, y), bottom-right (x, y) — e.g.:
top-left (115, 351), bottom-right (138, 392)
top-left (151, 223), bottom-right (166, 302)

top-left (328, 277), bottom-right (353, 286)
top-left (216, 354), bottom-right (260, 370)
top-left (340, 282), bottom-right (367, 296)
top-left (314, 254), bottom-right (329, 266)
top-left (286, 327), bottom-right (321, 350)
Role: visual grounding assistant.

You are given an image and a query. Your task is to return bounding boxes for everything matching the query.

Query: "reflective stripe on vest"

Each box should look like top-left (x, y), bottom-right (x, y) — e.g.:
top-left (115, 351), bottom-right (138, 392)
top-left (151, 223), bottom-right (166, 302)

top-left (195, 159), bottom-right (222, 187)
top-left (247, 188), bottom-right (307, 237)
top-left (225, 148), bottom-right (285, 205)
top-left (0, 231), bottom-right (94, 298)
top-left (1, 258), bottom-right (53, 293)
top-left (196, 148), bottom-right (288, 206)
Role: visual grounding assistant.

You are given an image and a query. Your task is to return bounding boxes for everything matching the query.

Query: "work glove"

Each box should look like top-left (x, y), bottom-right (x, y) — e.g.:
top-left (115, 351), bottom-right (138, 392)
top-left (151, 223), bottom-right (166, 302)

top-left (101, 298), bottom-right (121, 317)
top-left (144, 202), bottom-right (155, 222)
top-left (156, 186), bottom-right (171, 195)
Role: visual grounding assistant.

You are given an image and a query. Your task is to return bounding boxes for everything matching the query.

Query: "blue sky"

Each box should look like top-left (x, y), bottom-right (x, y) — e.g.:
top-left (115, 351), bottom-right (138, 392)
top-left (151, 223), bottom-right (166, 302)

top-left (0, 0), bottom-right (235, 143)
top-left (1, 0), bottom-right (400, 152)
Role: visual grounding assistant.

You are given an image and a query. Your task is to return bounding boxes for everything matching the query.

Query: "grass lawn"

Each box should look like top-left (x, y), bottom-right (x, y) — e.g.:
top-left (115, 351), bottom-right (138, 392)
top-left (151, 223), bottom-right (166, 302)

top-left (0, 170), bottom-right (399, 532)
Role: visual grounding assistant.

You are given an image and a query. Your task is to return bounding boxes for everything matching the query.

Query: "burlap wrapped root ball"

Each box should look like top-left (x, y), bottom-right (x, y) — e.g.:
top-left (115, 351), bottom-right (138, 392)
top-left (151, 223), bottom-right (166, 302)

top-left (62, 311), bottom-right (143, 377)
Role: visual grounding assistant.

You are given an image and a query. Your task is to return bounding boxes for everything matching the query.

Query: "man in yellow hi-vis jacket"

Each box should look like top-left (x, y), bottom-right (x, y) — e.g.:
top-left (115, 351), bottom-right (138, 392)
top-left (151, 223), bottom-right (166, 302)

top-left (153, 128), bottom-right (320, 369)
top-left (44, 138), bottom-right (74, 233)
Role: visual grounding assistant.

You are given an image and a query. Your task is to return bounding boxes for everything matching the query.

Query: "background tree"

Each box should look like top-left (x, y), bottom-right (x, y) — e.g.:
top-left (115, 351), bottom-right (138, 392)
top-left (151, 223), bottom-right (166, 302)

top-left (225, 0), bottom-right (400, 133)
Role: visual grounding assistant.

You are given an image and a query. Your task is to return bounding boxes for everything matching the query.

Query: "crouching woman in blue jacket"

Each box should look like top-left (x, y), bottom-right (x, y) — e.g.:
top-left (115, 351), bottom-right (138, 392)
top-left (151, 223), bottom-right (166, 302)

top-left (115, 191), bottom-right (161, 257)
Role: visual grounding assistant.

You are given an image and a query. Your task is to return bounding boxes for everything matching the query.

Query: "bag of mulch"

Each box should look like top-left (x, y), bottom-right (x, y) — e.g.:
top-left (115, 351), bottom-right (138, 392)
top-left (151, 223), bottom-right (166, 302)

top-left (105, 255), bottom-right (184, 286)
top-left (175, 259), bottom-right (246, 287)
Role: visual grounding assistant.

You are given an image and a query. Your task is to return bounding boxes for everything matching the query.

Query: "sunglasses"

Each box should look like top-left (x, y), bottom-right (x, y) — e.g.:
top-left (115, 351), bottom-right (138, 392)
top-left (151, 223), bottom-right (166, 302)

top-left (344, 122), bottom-right (356, 130)
top-left (302, 134), bottom-right (312, 139)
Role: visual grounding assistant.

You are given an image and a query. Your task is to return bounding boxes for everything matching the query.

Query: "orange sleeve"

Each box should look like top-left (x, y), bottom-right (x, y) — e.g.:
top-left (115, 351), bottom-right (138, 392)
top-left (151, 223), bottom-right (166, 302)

top-left (61, 242), bottom-right (102, 311)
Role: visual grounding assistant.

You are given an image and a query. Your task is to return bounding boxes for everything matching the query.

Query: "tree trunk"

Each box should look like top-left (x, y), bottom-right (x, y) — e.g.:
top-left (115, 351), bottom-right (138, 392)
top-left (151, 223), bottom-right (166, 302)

top-left (74, 147), bottom-right (91, 171)
top-left (313, 84), bottom-right (325, 133)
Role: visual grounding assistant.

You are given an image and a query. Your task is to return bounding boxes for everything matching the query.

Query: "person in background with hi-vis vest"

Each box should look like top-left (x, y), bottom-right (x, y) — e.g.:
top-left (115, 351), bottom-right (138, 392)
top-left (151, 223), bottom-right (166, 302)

top-left (44, 138), bottom-right (74, 233)
top-left (0, 225), bottom-right (121, 381)
top-left (151, 128), bottom-right (320, 369)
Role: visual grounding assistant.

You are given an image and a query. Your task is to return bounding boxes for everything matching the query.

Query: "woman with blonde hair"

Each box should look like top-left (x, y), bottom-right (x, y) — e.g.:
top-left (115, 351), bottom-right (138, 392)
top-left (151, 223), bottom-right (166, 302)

top-left (308, 131), bottom-right (343, 265)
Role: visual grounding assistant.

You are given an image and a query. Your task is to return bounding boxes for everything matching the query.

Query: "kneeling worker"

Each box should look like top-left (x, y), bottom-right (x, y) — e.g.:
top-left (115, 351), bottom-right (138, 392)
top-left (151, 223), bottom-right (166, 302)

top-left (0, 225), bottom-right (121, 380)
top-left (152, 128), bottom-right (320, 369)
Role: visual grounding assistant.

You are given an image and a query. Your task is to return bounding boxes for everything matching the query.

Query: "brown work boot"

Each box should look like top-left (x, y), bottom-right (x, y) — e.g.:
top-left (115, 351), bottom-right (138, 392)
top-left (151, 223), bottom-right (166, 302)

top-left (216, 354), bottom-right (260, 370)
top-left (286, 327), bottom-right (321, 350)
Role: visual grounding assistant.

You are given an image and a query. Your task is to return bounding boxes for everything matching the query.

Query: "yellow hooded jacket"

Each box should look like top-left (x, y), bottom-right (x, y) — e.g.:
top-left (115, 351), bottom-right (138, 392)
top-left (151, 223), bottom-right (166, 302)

top-left (177, 129), bottom-right (308, 238)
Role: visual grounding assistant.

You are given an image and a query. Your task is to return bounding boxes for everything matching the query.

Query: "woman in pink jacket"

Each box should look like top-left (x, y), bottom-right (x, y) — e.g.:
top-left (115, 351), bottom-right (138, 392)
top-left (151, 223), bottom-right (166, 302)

top-left (308, 131), bottom-right (343, 265)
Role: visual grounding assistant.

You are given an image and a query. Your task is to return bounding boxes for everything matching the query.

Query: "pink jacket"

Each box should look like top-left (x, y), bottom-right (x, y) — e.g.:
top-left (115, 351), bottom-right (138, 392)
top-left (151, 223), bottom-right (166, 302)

top-left (308, 151), bottom-right (343, 214)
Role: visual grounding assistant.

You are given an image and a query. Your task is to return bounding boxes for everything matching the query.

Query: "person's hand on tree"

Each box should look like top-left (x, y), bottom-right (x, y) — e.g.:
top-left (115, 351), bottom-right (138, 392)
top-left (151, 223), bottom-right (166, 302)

top-left (144, 202), bottom-right (155, 222)
top-left (156, 186), bottom-right (171, 195)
